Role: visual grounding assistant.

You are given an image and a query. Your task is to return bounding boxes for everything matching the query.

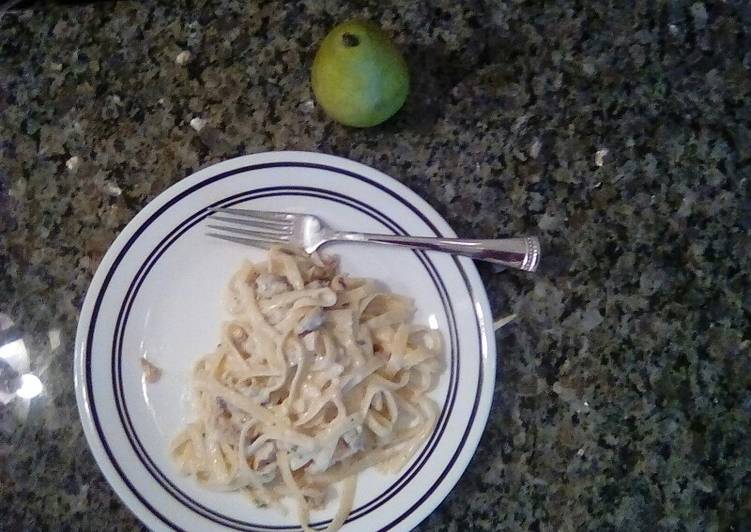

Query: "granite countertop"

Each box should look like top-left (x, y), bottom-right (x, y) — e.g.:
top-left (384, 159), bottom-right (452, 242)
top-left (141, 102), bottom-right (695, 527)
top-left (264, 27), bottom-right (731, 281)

top-left (1, 1), bottom-right (750, 530)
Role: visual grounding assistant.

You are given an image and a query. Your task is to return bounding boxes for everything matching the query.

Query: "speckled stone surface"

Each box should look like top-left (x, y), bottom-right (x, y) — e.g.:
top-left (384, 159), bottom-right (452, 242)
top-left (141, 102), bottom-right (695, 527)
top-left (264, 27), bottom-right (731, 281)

top-left (1, 1), bottom-right (750, 530)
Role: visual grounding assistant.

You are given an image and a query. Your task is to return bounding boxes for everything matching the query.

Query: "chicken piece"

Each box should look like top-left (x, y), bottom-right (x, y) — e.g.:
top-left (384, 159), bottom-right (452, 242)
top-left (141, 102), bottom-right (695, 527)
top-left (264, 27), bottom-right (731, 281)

top-left (140, 358), bottom-right (162, 383)
top-left (296, 307), bottom-right (325, 336)
top-left (330, 275), bottom-right (347, 291)
top-left (253, 441), bottom-right (276, 469)
top-left (255, 273), bottom-right (290, 298)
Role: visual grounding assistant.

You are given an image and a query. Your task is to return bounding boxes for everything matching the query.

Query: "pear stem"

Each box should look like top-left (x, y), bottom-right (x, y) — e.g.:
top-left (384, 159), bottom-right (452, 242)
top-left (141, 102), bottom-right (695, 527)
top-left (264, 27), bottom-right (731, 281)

top-left (342, 33), bottom-right (360, 47)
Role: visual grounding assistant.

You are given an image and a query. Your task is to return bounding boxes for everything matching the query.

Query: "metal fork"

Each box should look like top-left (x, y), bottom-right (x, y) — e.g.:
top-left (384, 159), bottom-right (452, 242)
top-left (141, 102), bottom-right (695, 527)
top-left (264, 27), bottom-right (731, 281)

top-left (207, 207), bottom-right (540, 271)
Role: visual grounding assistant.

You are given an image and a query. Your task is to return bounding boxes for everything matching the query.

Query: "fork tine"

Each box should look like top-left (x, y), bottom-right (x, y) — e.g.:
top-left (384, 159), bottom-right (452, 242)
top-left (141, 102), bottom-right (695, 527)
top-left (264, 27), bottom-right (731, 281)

top-left (207, 224), bottom-right (289, 242)
top-left (210, 207), bottom-right (294, 222)
top-left (206, 232), bottom-right (279, 250)
top-left (209, 215), bottom-right (289, 233)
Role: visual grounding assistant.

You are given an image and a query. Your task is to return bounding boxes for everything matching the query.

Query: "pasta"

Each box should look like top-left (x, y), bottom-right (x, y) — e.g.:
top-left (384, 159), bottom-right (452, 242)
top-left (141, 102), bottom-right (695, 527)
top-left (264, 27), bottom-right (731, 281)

top-left (171, 246), bottom-right (442, 531)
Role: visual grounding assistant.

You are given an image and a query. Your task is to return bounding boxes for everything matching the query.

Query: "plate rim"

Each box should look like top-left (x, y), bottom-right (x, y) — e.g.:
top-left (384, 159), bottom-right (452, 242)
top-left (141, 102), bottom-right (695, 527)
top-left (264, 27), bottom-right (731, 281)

top-left (74, 151), bottom-right (496, 532)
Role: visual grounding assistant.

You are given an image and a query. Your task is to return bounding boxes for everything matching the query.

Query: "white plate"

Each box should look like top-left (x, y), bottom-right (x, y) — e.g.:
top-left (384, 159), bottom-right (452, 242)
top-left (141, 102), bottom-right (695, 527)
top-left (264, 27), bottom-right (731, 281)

top-left (74, 151), bottom-right (495, 532)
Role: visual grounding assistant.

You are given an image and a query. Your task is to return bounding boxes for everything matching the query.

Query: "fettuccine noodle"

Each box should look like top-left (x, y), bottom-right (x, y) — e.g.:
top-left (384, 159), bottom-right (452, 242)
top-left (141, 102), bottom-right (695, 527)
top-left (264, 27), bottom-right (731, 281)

top-left (171, 247), bottom-right (442, 531)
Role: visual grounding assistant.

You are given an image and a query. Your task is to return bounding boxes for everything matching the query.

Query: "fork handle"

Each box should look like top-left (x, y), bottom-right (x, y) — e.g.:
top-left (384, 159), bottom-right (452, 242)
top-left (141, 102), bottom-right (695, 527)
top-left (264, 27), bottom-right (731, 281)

top-left (333, 233), bottom-right (541, 271)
